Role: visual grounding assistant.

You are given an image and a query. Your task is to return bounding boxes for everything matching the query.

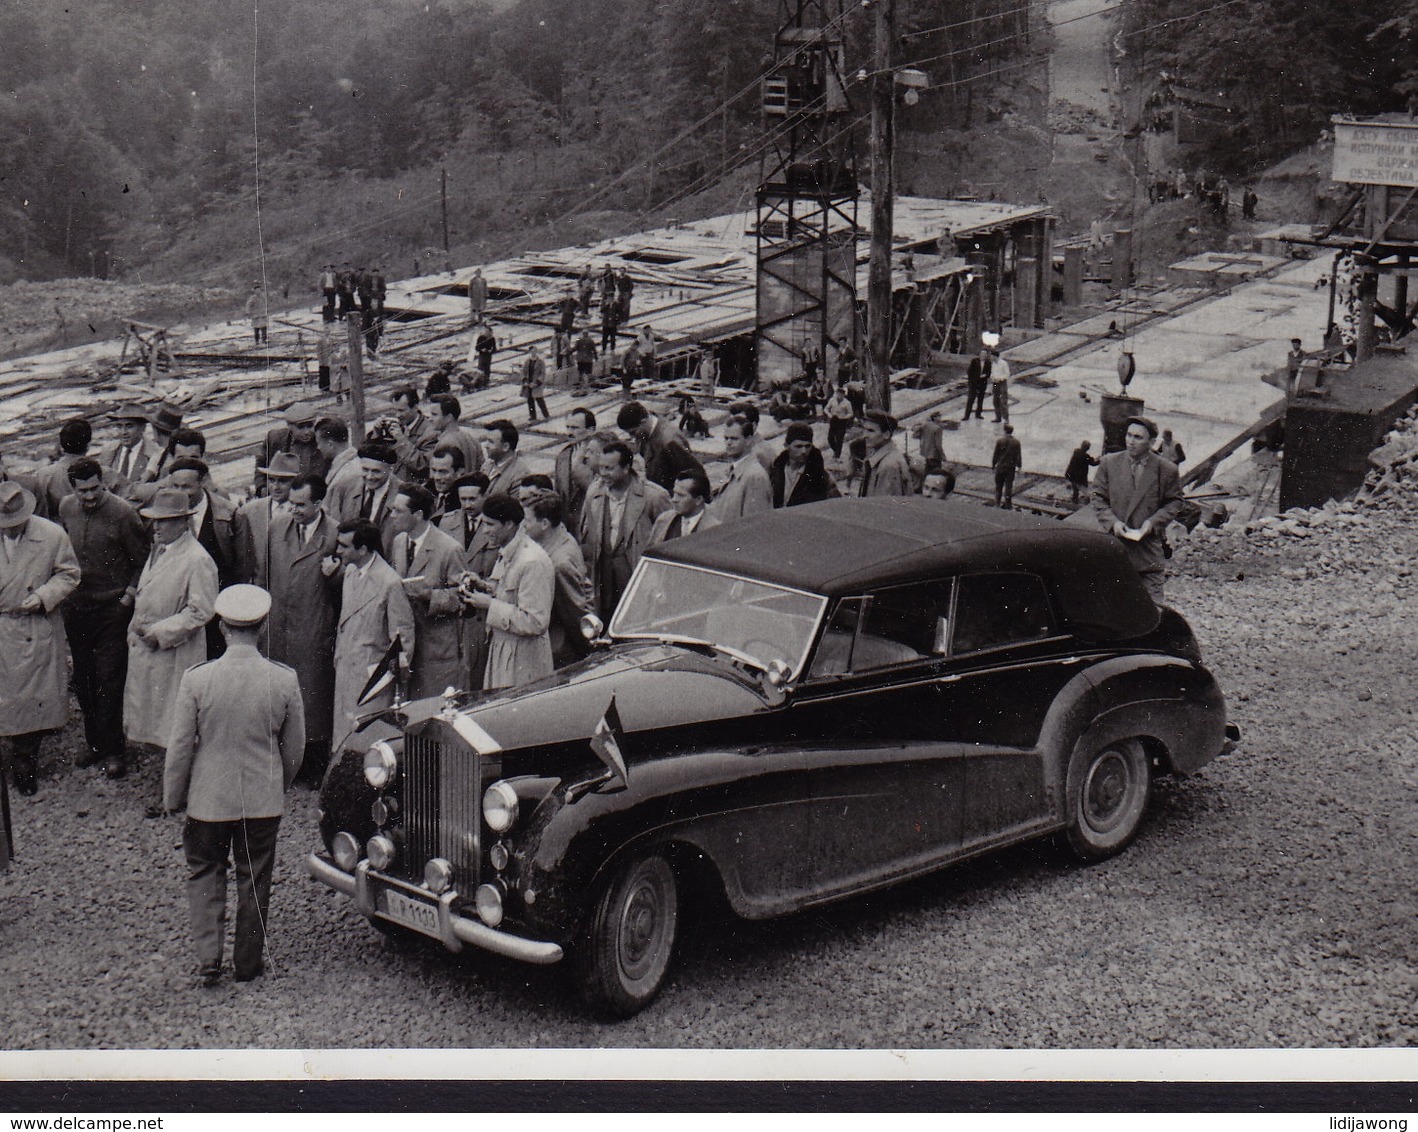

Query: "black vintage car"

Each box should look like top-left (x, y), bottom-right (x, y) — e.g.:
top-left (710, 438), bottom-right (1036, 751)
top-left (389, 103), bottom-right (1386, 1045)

top-left (308, 498), bottom-right (1237, 1017)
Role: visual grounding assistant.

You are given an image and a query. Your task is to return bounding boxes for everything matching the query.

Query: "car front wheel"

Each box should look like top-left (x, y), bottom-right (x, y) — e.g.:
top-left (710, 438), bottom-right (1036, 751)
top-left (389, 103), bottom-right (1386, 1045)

top-left (576, 854), bottom-right (679, 1018)
top-left (1064, 738), bottom-right (1151, 862)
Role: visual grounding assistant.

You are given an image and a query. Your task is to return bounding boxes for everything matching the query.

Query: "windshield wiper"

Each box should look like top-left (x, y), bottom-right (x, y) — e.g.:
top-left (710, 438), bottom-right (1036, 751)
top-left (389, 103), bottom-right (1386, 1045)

top-left (622, 632), bottom-right (769, 673)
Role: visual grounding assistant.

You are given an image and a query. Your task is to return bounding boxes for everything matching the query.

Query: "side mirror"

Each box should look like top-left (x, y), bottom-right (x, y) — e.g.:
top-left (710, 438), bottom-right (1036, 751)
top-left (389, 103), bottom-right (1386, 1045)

top-left (760, 659), bottom-right (792, 705)
top-left (580, 613), bottom-right (604, 641)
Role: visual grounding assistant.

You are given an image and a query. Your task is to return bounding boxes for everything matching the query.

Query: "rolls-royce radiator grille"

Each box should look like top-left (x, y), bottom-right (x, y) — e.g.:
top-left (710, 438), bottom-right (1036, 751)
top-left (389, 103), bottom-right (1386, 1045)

top-left (403, 732), bottom-right (480, 888)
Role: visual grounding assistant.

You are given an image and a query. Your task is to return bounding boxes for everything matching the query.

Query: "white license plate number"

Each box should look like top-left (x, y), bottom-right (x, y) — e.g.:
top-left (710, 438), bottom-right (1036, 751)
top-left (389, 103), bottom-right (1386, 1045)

top-left (379, 888), bottom-right (440, 938)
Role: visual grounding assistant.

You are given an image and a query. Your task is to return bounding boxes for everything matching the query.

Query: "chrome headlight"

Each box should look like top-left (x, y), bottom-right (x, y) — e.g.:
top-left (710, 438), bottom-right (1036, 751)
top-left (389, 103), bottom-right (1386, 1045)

top-left (424, 857), bottom-right (454, 895)
top-left (366, 834), bottom-right (396, 871)
top-left (332, 831), bottom-right (361, 872)
top-left (483, 780), bottom-right (520, 833)
top-left (488, 842), bottom-right (509, 872)
top-left (475, 883), bottom-right (504, 927)
top-left (363, 740), bottom-right (398, 789)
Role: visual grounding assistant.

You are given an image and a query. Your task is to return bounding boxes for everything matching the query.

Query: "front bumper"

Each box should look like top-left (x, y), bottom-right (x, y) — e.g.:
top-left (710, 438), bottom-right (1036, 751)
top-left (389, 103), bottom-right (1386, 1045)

top-left (306, 852), bottom-right (564, 965)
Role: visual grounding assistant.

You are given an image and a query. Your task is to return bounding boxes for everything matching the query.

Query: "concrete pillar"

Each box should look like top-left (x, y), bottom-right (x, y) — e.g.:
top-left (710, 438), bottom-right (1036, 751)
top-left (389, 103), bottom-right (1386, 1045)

top-left (1063, 246), bottom-right (1085, 307)
top-left (1015, 256), bottom-right (1039, 328)
top-left (1355, 265), bottom-right (1379, 362)
top-left (1111, 228), bottom-right (1133, 290)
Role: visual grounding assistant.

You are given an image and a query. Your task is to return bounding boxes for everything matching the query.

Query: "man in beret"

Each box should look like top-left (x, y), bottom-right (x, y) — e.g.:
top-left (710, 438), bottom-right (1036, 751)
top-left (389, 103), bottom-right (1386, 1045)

top-left (1091, 415), bottom-right (1185, 604)
top-left (163, 584), bottom-right (305, 986)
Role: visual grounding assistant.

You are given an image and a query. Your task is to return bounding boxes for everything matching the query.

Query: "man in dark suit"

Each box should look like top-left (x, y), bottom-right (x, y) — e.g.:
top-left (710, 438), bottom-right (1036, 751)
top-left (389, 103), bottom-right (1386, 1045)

top-left (648, 469), bottom-right (720, 545)
top-left (991, 424), bottom-right (1023, 510)
top-left (964, 347), bottom-right (991, 421)
top-left (1091, 415), bottom-right (1184, 604)
top-left (616, 401), bottom-right (705, 495)
top-left (162, 584), bottom-right (305, 986)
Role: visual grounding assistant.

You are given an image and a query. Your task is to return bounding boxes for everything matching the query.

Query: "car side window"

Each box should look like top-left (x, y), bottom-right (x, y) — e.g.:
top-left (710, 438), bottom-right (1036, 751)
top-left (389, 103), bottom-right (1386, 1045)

top-left (951, 573), bottom-right (1056, 655)
top-left (851, 580), bottom-right (955, 672)
top-left (807, 598), bottom-right (864, 678)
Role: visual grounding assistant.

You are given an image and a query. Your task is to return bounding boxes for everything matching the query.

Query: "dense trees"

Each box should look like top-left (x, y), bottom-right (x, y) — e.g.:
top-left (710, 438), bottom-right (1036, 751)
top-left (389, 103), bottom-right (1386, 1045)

top-left (1119, 0), bottom-right (1412, 173)
top-left (3, 0), bottom-right (1402, 282)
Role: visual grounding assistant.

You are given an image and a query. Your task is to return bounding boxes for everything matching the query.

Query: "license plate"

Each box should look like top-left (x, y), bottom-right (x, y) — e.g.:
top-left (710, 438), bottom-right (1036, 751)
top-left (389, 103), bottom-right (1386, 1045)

top-left (378, 887), bottom-right (440, 939)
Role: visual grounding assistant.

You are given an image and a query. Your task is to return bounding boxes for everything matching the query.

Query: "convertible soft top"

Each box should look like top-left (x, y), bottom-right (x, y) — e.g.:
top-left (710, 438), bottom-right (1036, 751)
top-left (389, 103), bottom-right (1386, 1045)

top-left (646, 497), bottom-right (1159, 641)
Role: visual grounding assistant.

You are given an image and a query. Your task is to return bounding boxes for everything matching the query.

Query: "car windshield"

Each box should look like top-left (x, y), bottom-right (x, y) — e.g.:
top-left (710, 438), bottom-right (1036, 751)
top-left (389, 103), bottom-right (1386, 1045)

top-left (611, 559), bottom-right (827, 677)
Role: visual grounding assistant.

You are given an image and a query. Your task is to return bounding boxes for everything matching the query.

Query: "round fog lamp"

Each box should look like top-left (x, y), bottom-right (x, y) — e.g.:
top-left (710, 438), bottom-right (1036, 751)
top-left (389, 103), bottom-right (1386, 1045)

top-left (424, 857), bottom-right (454, 895)
top-left (475, 883), bottom-right (504, 927)
top-left (363, 740), bottom-right (398, 790)
top-left (332, 831), bottom-right (361, 872)
top-left (371, 795), bottom-right (399, 826)
top-left (366, 834), bottom-right (396, 871)
top-left (489, 842), bottom-right (510, 872)
top-left (483, 780), bottom-right (520, 833)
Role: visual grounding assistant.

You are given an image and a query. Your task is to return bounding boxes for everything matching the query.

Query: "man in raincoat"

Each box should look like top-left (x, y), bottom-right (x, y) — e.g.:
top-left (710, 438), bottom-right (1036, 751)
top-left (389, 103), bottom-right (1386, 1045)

top-left (0, 482), bottom-right (81, 799)
top-left (124, 488), bottom-right (218, 750)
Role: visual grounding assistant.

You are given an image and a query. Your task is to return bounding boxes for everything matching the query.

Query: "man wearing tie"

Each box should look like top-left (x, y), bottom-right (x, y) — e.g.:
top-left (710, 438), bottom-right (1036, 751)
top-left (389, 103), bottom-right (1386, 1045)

top-left (577, 442), bottom-right (670, 621)
top-left (101, 407), bottom-right (156, 488)
top-left (266, 474), bottom-right (340, 783)
top-left (387, 483), bottom-right (466, 699)
top-left (648, 469), bottom-right (719, 546)
top-left (355, 441), bottom-right (401, 550)
top-left (325, 518), bottom-right (415, 749)
top-left (439, 473), bottom-right (496, 691)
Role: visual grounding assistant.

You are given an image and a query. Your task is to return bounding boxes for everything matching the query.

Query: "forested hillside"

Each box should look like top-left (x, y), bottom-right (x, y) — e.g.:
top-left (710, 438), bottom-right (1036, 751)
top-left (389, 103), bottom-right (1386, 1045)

top-left (1, 0), bottom-right (1411, 287)
top-left (1118, 0), bottom-right (1412, 172)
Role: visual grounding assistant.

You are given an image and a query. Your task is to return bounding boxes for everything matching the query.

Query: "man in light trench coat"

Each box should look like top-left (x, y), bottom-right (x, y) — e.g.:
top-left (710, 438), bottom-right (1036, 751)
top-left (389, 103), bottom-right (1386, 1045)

top-left (325, 518), bottom-right (416, 749)
top-left (0, 482), bottom-right (81, 809)
top-left (124, 488), bottom-right (218, 750)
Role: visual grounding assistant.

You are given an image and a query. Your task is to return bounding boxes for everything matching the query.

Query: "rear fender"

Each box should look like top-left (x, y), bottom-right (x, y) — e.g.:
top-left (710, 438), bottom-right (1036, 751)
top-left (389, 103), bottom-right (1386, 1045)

top-left (1079, 654), bottom-right (1228, 777)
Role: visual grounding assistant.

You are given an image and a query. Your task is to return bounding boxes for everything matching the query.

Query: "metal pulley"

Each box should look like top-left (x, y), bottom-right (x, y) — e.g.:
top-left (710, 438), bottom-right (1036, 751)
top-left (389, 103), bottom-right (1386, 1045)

top-left (1118, 350), bottom-right (1136, 389)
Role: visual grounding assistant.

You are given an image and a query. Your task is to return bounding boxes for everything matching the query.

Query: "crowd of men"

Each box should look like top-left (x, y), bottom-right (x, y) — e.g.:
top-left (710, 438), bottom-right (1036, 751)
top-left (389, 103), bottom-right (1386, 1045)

top-left (0, 348), bottom-right (1187, 975)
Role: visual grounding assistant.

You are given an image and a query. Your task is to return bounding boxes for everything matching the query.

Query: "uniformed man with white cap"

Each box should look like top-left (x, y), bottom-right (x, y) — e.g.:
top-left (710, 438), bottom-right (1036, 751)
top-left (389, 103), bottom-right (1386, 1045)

top-left (162, 584), bottom-right (305, 987)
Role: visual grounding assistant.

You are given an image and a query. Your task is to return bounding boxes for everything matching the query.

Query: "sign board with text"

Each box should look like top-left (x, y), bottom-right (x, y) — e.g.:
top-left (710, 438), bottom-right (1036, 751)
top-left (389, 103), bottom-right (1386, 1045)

top-left (1332, 120), bottom-right (1418, 187)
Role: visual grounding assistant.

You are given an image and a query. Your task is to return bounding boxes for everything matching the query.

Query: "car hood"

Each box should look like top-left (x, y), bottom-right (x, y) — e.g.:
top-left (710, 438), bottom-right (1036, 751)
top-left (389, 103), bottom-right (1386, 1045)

top-left (401, 643), bottom-right (773, 751)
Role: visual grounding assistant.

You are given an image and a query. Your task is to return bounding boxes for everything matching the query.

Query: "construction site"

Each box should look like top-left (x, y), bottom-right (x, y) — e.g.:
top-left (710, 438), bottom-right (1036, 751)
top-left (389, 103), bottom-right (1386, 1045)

top-left (3, 6), bottom-right (1417, 537)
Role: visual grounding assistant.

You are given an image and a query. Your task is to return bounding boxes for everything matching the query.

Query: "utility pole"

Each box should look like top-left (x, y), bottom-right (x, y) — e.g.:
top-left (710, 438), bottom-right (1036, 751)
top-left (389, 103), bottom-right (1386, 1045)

top-left (440, 166), bottom-right (450, 255)
top-left (346, 311), bottom-right (367, 444)
top-left (866, 0), bottom-right (896, 412)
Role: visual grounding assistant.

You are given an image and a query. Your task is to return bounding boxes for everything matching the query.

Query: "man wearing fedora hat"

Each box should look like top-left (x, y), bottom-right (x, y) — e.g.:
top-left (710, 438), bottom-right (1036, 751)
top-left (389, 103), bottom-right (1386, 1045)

top-left (164, 584), bottom-right (305, 986)
top-left (233, 451), bottom-right (300, 585)
top-left (255, 401), bottom-right (328, 497)
top-left (1091, 414), bottom-right (1185, 604)
top-left (139, 402), bottom-right (185, 485)
top-left (125, 488), bottom-right (218, 753)
top-left (0, 481), bottom-right (81, 800)
top-left (100, 406), bottom-right (157, 487)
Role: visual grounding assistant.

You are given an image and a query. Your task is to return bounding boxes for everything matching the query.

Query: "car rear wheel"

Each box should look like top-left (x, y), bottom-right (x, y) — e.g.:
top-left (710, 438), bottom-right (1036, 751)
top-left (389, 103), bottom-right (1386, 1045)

top-left (576, 854), bottom-right (679, 1018)
top-left (1064, 738), bottom-right (1151, 862)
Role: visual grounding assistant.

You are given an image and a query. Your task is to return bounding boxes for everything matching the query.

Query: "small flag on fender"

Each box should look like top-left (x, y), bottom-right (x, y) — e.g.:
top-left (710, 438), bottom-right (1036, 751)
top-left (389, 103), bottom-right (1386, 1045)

top-left (590, 694), bottom-right (629, 786)
top-left (357, 635), bottom-right (404, 706)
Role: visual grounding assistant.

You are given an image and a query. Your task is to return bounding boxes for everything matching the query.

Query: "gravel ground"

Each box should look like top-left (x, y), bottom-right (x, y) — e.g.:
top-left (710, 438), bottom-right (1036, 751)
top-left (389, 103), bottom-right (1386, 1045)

top-left (1, 495), bottom-right (1415, 1051)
